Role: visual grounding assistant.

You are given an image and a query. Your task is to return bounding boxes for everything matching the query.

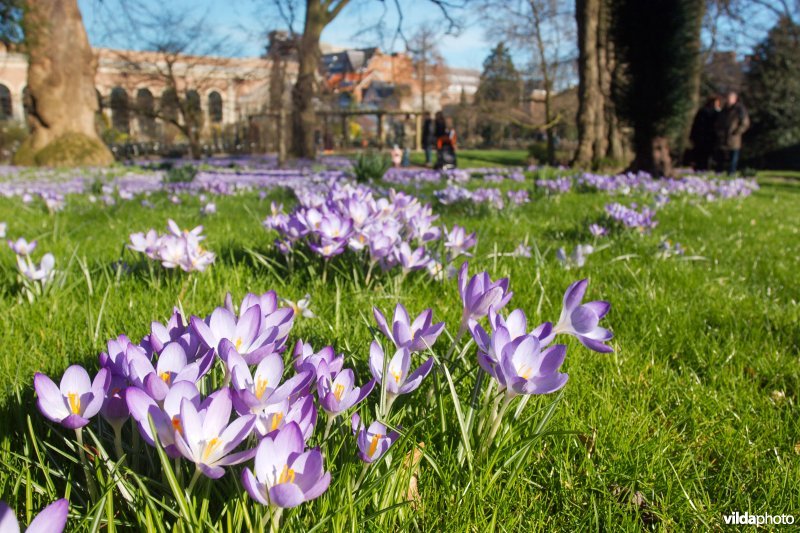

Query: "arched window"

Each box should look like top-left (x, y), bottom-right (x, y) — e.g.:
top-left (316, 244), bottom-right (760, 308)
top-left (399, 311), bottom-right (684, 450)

top-left (185, 89), bottom-right (201, 127)
top-left (161, 88), bottom-right (178, 122)
top-left (110, 87), bottom-right (129, 133)
top-left (0, 85), bottom-right (12, 119)
top-left (136, 88), bottom-right (155, 138)
top-left (208, 91), bottom-right (222, 123)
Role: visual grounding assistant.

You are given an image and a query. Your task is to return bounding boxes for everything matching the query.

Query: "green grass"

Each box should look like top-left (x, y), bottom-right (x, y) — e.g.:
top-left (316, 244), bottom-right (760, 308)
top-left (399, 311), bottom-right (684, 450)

top-left (409, 149), bottom-right (529, 168)
top-left (0, 163), bottom-right (798, 531)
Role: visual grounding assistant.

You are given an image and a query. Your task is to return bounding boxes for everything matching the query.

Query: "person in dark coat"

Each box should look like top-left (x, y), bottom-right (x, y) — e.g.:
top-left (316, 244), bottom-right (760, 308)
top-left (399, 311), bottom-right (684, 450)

top-left (715, 91), bottom-right (750, 174)
top-left (421, 112), bottom-right (434, 167)
top-left (689, 95), bottom-right (720, 171)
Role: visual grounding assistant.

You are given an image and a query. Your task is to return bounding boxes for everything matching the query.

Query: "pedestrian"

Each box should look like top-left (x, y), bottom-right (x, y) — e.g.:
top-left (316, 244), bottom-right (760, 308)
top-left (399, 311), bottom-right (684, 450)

top-left (689, 95), bottom-right (720, 171)
top-left (391, 144), bottom-right (403, 168)
top-left (421, 112), bottom-right (435, 167)
top-left (715, 91), bottom-right (750, 175)
top-left (435, 115), bottom-right (457, 170)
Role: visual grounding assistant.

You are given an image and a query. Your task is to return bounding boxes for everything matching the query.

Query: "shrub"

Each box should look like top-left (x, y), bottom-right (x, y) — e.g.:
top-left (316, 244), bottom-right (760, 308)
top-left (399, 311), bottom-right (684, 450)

top-left (352, 151), bottom-right (391, 182)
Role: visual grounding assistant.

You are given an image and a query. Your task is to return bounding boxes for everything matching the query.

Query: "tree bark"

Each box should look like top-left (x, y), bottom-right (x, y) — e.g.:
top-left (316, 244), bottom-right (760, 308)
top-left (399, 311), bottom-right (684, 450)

top-left (291, 1), bottom-right (329, 159)
top-left (573, 0), bottom-right (601, 166)
top-left (15, 0), bottom-right (113, 166)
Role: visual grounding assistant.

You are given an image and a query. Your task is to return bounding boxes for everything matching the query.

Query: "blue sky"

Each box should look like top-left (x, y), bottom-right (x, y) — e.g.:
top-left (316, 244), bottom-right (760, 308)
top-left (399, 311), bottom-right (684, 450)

top-left (77, 0), bottom-right (495, 70)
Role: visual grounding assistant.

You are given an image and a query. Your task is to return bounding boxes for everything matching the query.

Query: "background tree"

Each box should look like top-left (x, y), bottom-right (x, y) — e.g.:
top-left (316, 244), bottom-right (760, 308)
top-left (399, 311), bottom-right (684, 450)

top-left (408, 24), bottom-right (445, 113)
top-left (611, 0), bottom-right (705, 176)
top-left (13, 0), bottom-right (113, 166)
top-left (474, 42), bottom-right (522, 146)
top-left (573, 0), bottom-right (625, 168)
top-left (745, 15), bottom-right (800, 164)
top-left (264, 0), bottom-right (463, 159)
top-left (480, 0), bottom-right (576, 164)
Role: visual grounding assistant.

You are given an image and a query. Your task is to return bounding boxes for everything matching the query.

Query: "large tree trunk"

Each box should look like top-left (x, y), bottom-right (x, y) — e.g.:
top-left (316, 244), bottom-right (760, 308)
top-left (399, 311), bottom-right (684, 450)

top-left (573, 0), bottom-right (602, 166)
top-left (15, 0), bottom-right (113, 166)
top-left (290, 1), bottom-right (328, 159)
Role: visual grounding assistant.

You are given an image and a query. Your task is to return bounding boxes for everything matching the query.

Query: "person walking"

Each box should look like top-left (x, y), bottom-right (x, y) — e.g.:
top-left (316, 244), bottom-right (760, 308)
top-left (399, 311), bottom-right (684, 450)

top-left (715, 91), bottom-right (750, 175)
top-left (689, 95), bottom-right (720, 171)
top-left (421, 112), bottom-right (435, 167)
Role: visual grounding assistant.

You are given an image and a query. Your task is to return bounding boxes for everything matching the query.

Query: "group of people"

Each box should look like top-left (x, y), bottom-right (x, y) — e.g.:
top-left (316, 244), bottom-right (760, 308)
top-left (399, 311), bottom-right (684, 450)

top-left (422, 111), bottom-right (457, 169)
top-left (690, 91), bottom-right (750, 174)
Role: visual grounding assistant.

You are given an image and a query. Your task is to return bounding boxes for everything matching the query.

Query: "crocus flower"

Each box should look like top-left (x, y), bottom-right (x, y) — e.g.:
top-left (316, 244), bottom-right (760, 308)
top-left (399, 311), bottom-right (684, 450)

top-left (372, 304), bottom-right (445, 352)
top-left (368, 342), bottom-right (433, 399)
top-left (317, 369), bottom-right (375, 416)
top-left (0, 498), bottom-right (69, 533)
top-left (589, 224), bottom-right (608, 237)
top-left (191, 304), bottom-right (277, 364)
top-left (280, 294), bottom-right (316, 319)
top-left (242, 422), bottom-right (331, 508)
top-left (490, 336), bottom-right (569, 396)
top-left (16, 253), bottom-right (56, 283)
top-left (444, 225), bottom-right (477, 258)
top-left (458, 262), bottom-right (513, 322)
top-left (34, 366), bottom-right (110, 429)
top-left (8, 237), bottom-right (36, 256)
top-left (127, 342), bottom-right (214, 402)
top-left (292, 340), bottom-right (343, 379)
top-left (227, 350), bottom-right (312, 414)
top-left (126, 381), bottom-right (201, 457)
top-left (253, 394), bottom-right (318, 440)
top-left (172, 388), bottom-right (256, 478)
top-left (351, 413), bottom-right (400, 463)
top-left (553, 279), bottom-right (613, 353)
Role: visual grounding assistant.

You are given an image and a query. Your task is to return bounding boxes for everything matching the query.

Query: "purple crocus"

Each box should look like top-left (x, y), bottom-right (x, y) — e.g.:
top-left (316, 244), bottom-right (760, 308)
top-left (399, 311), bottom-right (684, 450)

top-left (368, 342), bottom-right (434, 401)
top-left (317, 369), bottom-right (375, 416)
top-left (242, 422), bottom-right (331, 508)
top-left (458, 262), bottom-right (513, 323)
top-left (372, 304), bottom-right (445, 352)
top-left (126, 381), bottom-right (201, 457)
top-left (8, 237), bottom-right (36, 256)
top-left (553, 279), bottom-right (613, 353)
top-left (0, 498), bottom-right (69, 533)
top-left (444, 225), bottom-right (477, 258)
top-left (492, 336), bottom-right (569, 396)
top-left (34, 366), bottom-right (110, 429)
top-left (292, 340), bottom-right (343, 379)
top-left (253, 395), bottom-right (318, 441)
top-left (191, 304), bottom-right (280, 364)
top-left (172, 388), bottom-right (256, 478)
top-left (351, 413), bottom-right (400, 463)
top-left (227, 349), bottom-right (312, 415)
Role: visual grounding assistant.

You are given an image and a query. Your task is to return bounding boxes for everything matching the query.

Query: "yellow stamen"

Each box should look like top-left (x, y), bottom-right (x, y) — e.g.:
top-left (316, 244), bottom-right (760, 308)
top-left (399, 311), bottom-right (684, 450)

top-left (333, 384), bottom-right (345, 401)
top-left (171, 416), bottom-right (183, 435)
top-left (369, 433), bottom-right (382, 458)
top-left (235, 337), bottom-right (243, 351)
top-left (255, 377), bottom-right (269, 400)
top-left (518, 366), bottom-right (533, 380)
top-left (160, 372), bottom-right (172, 384)
top-left (278, 464), bottom-right (295, 484)
top-left (67, 392), bottom-right (81, 415)
top-left (270, 412), bottom-right (283, 431)
top-left (390, 370), bottom-right (402, 384)
top-left (202, 438), bottom-right (222, 462)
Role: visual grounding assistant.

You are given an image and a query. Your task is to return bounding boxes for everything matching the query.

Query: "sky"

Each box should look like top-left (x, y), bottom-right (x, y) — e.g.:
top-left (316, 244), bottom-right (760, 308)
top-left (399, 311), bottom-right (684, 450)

top-left (76, 0), bottom-right (783, 72)
top-left (77, 0), bottom-right (495, 70)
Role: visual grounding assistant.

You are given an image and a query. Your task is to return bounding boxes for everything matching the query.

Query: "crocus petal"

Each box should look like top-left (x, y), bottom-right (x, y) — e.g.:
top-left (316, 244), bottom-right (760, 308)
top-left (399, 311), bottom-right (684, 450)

top-left (269, 483), bottom-right (306, 508)
top-left (0, 501), bottom-right (19, 533)
top-left (562, 279), bottom-right (588, 313)
top-left (27, 498), bottom-right (69, 533)
top-left (242, 468), bottom-right (269, 505)
top-left (398, 357), bottom-right (434, 394)
top-left (59, 366), bottom-right (91, 398)
top-left (302, 471), bottom-right (331, 501)
top-left (34, 373), bottom-right (69, 422)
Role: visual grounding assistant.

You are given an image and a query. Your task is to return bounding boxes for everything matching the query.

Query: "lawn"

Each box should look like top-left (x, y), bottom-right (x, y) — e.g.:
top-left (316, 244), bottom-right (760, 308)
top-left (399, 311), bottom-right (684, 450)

top-left (0, 156), bottom-right (798, 531)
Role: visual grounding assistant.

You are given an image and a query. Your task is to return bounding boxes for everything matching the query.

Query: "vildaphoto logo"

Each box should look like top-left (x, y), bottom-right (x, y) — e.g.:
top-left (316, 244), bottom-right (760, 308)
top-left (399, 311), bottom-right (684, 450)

top-left (723, 512), bottom-right (795, 525)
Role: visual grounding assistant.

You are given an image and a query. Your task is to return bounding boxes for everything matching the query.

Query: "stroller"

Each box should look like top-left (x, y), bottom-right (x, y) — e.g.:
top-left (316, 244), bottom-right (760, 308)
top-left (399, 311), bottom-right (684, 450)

top-left (434, 130), bottom-right (457, 170)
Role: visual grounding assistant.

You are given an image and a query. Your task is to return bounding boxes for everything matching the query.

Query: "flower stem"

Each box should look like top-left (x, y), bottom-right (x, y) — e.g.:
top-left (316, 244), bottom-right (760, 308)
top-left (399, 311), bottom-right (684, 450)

top-left (112, 422), bottom-right (124, 461)
top-left (270, 506), bottom-right (283, 533)
top-left (323, 415), bottom-right (336, 441)
top-left (444, 320), bottom-right (468, 364)
top-left (75, 428), bottom-right (99, 502)
top-left (354, 463), bottom-right (370, 491)
top-left (187, 468), bottom-right (202, 496)
top-left (485, 394), bottom-right (515, 452)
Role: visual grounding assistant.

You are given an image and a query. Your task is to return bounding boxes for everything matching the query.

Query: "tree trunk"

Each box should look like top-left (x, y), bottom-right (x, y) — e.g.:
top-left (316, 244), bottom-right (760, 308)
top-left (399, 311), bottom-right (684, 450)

top-left (290, 1), bottom-right (327, 159)
top-left (631, 135), bottom-right (672, 177)
top-left (573, 0), bottom-right (602, 166)
top-left (677, 3), bottom-right (707, 165)
top-left (593, 0), bottom-right (611, 159)
top-left (604, 29), bottom-right (625, 162)
top-left (15, 0), bottom-right (113, 166)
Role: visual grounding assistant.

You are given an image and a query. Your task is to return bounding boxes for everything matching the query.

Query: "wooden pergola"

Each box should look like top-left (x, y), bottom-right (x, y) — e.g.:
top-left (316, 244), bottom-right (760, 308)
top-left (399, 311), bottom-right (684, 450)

top-left (317, 109), bottom-right (428, 150)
